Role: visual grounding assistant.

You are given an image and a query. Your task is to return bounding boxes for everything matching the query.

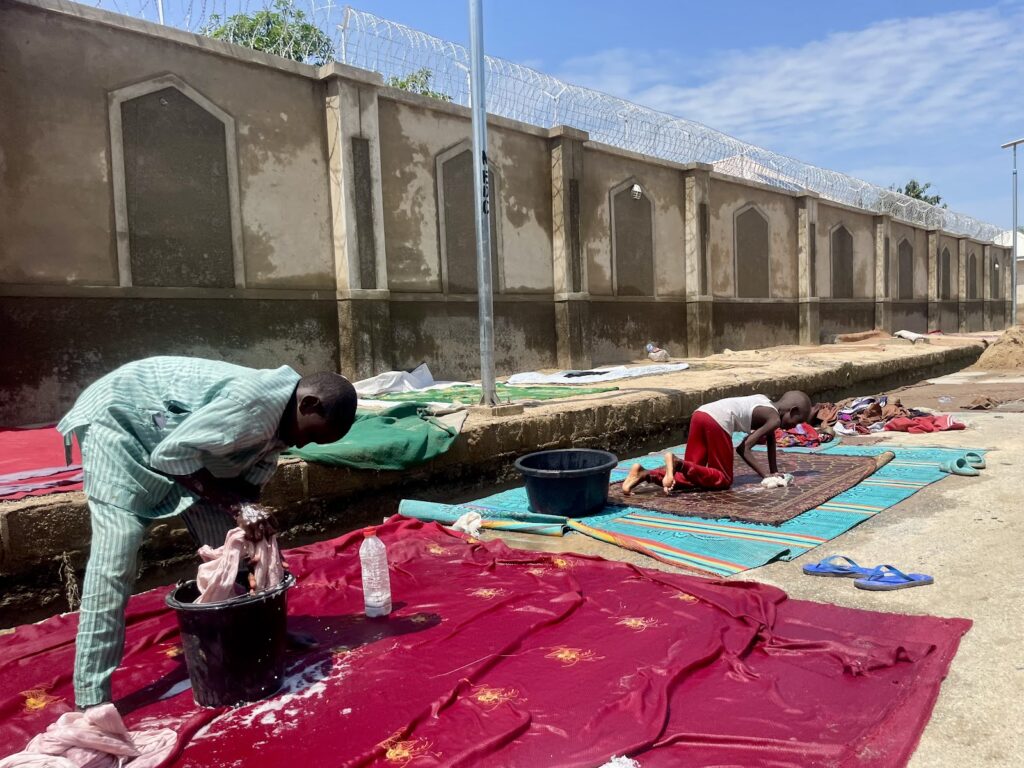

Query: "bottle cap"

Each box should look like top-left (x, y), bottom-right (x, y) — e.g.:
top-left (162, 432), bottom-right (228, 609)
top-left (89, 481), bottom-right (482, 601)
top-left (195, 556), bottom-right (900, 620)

top-left (363, 526), bottom-right (377, 538)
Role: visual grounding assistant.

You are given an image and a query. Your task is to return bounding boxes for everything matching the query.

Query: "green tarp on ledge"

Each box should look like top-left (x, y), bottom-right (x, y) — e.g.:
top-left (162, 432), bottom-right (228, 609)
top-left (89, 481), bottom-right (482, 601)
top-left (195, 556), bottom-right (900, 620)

top-left (285, 403), bottom-right (464, 470)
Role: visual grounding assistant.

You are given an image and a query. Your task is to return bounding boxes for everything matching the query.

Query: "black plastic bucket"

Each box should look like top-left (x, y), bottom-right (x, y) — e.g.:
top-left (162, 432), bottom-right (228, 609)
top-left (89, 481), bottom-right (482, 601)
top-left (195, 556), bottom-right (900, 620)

top-left (514, 449), bottom-right (619, 517)
top-left (165, 571), bottom-right (295, 707)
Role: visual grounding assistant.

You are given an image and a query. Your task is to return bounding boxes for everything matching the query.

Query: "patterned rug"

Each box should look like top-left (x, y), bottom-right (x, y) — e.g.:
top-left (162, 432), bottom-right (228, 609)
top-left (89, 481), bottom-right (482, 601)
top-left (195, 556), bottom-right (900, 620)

top-left (605, 452), bottom-right (881, 526)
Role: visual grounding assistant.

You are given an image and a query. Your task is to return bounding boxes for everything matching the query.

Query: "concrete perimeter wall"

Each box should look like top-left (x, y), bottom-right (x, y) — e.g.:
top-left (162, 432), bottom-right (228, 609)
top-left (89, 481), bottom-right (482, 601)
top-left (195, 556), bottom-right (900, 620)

top-left (0, 0), bottom-right (1012, 424)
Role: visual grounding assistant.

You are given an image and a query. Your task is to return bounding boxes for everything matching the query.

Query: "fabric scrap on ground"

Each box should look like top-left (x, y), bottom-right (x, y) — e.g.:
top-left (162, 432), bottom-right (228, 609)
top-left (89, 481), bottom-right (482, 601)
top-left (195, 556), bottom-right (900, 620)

top-left (0, 703), bottom-right (176, 768)
top-left (0, 518), bottom-right (971, 767)
top-left (401, 444), bottom-right (980, 576)
top-left (507, 362), bottom-right (689, 385)
top-left (605, 451), bottom-right (881, 526)
top-left (0, 427), bottom-right (82, 501)
top-left (285, 403), bottom-right (466, 470)
top-left (965, 396), bottom-right (1002, 410)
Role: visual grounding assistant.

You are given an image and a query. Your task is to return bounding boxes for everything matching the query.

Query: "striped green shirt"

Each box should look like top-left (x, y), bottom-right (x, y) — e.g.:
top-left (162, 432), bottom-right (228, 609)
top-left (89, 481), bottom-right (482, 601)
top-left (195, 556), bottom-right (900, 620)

top-left (57, 357), bottom-right (301, 517)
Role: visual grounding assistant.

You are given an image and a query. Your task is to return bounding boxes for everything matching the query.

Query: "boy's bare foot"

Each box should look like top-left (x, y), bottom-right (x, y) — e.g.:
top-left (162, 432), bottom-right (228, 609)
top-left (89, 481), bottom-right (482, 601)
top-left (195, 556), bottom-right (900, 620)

top-left (622, 464), bottom-right (647, 495)
top-left (662, 452), bottom-right (677, 495)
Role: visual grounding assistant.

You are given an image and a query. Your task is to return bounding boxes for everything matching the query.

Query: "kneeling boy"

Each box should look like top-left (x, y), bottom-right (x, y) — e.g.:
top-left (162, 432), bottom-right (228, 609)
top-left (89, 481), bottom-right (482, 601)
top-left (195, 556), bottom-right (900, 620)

top-left (623, 391), bottom-right (811, 494)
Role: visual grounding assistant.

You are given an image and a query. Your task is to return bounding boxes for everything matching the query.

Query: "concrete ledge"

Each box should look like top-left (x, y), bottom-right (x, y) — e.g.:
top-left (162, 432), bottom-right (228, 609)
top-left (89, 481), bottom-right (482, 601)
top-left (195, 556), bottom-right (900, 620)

top-left (0, 340), bottom-right (984, 625)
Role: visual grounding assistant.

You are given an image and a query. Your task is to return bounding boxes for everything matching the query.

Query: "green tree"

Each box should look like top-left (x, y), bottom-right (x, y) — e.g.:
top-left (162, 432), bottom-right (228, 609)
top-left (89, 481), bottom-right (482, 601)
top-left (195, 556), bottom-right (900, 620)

top-left (203, 0), bottom-right (334, 66)
top-left (894, 179), bottom-right (947, 208)
top-left (387, 68), bottom-right (452, 102)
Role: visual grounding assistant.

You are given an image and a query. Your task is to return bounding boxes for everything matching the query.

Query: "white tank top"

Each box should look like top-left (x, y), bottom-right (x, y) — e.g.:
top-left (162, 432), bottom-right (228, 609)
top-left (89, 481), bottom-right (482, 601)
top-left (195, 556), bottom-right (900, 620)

top-left (697, 394), bottom-right (776, 434)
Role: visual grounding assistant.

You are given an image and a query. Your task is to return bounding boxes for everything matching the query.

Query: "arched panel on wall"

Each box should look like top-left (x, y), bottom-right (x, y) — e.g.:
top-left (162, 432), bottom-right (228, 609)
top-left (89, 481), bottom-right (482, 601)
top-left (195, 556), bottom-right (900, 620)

top-left (897, 238), bottom-right (914, 299)
top-left (734, 204), bottom-right (770, 298)
top-left (830, 224), bottom-right (854, 298)
top-left (968, 251), bottom-right (978, 299)
top-left (436, 141), bottom-right (502, 295)
top-left (609, 178), bottom-right (654, 296)
top-left (940, 247), bottom-right (952, 300)
top-left (109, 74), bottom-right (244, 288)
top-left (991, 257), bottom-right (1001, 300)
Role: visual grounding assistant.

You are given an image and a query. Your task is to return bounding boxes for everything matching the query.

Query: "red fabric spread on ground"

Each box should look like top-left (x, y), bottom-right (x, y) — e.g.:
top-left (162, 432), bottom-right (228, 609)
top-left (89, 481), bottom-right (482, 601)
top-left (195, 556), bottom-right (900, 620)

top-left (884, 415), bottom-right (966, 434)
top-left (0, 426), bottom-right (82, 500)
top-left (0, 518), bottom-right (969, 767)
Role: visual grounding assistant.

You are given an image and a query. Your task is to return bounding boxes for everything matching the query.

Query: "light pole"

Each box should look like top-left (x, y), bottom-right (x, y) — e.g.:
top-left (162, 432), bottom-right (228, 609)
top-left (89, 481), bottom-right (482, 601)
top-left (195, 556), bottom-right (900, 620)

top-left (468, 0), bottom-right (498, 405)
top-left (1001, 137), bottom-right (1023, 325)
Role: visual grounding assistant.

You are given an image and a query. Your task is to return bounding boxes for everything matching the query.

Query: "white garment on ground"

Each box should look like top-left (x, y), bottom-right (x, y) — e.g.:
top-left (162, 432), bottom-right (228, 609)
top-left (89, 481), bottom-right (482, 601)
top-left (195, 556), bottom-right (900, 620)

top-left (0, 703), bottom-right (176, 768)
top-left (507, 363), bottom-right (689, 386)
top-left (760, 473), bottom-right (794, 489)
top-left (353, 363), bottom-right (465, 398)
top-left (647, 349), bottom-right (670, 362)
top-left (451, 511), bottom-right (483, 536)
top-left (697, 395), bottom-right (776, 434)
top-left (894, 330), bottom-right (928, 343)
top-left (195, 527), bottom-right (284, 603)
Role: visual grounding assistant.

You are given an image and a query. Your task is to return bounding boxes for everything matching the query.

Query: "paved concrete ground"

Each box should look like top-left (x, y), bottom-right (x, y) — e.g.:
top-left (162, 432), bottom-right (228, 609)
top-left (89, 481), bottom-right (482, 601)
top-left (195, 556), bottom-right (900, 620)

top-left (485, 379), bottom-right (1024, 767)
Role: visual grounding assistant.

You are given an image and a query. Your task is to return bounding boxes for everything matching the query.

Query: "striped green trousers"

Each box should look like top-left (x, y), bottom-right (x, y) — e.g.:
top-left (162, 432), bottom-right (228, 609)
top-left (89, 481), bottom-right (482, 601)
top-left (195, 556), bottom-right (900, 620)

top-left (74, 500), bottom-right (234, 707)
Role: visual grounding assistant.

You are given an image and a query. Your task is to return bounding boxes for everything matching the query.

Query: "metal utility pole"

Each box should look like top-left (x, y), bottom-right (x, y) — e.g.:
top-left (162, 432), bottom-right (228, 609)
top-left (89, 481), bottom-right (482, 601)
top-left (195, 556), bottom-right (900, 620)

top-left (157, 0), bottom-right (164, 25)
top-left (469, 0), bottom-right (498, 405)
top-left (1002, 138), bottom-right (1023, 326)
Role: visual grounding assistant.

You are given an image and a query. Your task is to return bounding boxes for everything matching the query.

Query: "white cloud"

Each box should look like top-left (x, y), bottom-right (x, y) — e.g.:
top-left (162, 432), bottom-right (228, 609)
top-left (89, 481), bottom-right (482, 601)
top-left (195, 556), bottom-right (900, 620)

top-left (556, 6), bottom-right (1024, 155)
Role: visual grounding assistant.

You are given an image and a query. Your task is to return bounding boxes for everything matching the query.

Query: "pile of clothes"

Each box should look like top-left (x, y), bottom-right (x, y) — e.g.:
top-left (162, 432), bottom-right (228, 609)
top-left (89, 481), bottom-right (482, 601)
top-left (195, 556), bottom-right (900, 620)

top-left (773, 422), bottom-right (833, 448)
top-left (813, 395), bottom-right (964, 436)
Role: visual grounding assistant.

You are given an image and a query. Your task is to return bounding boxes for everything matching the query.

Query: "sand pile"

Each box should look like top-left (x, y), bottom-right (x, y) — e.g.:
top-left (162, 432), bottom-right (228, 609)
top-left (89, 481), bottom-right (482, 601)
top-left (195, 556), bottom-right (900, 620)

top-left (975, 326), bottom-right (1024, 369)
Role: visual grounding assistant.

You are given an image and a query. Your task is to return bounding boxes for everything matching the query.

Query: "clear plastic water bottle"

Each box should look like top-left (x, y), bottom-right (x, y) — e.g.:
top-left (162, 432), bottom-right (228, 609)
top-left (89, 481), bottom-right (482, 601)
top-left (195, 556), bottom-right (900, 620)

top-left (359, 527), bottom-right (391, 617)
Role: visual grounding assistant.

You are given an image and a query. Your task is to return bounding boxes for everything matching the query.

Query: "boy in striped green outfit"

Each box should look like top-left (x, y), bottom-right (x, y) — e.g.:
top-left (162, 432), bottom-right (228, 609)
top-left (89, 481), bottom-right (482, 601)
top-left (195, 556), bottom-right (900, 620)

top-left (57, 357), bottom-right (357, 709)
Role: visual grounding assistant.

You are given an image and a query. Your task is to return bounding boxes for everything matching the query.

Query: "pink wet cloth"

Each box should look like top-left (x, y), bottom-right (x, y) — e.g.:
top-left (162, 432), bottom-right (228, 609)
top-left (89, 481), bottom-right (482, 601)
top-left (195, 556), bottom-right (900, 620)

top-left (250, 535), bottom-right (284, 593)
top-left (0, 703), bottom-right (175, 768)
top-left (195, 528), bottom-right (283, 604)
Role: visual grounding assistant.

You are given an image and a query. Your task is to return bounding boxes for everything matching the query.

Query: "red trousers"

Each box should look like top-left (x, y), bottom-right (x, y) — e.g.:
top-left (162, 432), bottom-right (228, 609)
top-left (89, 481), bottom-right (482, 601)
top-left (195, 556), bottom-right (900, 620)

top-left (647, 410), bottom-right (734, 491)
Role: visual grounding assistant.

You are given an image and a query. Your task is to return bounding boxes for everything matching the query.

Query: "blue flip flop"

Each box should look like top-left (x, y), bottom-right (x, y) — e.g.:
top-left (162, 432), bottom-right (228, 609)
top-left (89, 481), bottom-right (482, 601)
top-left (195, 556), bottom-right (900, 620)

top-left (964, 451), bottom-right (986, 470)
top-left (939, 457), bottom-right (979, 476)
top-left (802, 554), bottom-right (873, 578)
top-left (854, 564), bottom-right (934, 591)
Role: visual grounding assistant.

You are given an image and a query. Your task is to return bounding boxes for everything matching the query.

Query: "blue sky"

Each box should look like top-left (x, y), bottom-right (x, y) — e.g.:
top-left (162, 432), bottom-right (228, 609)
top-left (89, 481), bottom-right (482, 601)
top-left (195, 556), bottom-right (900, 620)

top-left (107, 0), bottom-right (1024, 228)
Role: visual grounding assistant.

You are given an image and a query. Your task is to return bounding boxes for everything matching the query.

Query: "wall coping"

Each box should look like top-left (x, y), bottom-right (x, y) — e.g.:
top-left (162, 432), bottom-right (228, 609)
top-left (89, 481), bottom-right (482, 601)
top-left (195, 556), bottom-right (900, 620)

top-left (710, 171), bottom-right (809, 200)
top-left (583, 140), bottom-right (707, 174)
top-left (377, 86), bottom-right (554, 139)
top-left (9, 0), bottom-right (322, 79)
